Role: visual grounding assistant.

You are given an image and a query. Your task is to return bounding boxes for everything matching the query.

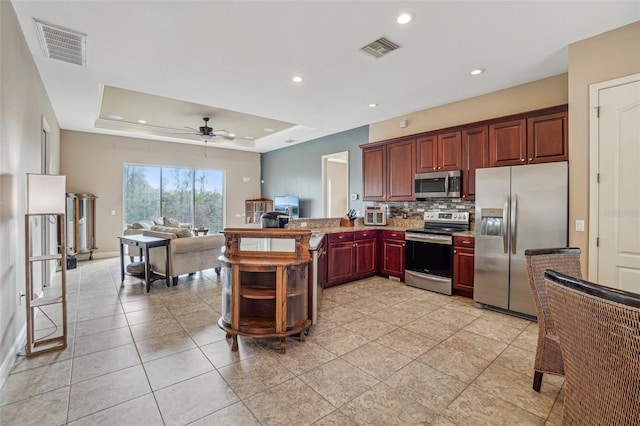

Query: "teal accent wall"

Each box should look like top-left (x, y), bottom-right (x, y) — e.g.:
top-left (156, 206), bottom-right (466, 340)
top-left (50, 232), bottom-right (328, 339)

top-left (261, 126), bottom-right (368, 218)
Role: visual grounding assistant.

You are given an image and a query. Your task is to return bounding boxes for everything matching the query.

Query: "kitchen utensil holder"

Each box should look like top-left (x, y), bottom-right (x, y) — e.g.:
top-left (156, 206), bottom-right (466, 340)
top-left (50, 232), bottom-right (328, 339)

top-left (340, 216), bottom-right (355, 227)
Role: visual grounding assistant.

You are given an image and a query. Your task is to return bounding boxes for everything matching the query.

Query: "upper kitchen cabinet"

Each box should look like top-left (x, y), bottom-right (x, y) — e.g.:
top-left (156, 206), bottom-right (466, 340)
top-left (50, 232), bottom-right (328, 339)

top-left (489, 119), bottom-right (527, 167)
top-left (362, 138), bottom-right (415, 201)
top-left (461, 126), bottom-right (489, 200)
top-left (362, 145), bottom-right (386, 200)
top-left (416, 132), bottom-right (461, 173)
top-left (526, 112), bottom-right (568, 164)
top-left (489, 108), bottom-right (568, 167)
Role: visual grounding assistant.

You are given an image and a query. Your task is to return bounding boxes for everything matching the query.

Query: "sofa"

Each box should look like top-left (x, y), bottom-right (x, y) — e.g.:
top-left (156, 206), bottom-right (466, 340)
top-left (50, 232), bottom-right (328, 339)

top-left (123, 219), bottom-right (225, 285)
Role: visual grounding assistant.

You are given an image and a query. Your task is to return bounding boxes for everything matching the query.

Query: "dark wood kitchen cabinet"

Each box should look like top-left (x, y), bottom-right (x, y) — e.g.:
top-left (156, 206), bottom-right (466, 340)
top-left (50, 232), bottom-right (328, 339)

top-left (453, 235), bottom-right (475, 298)
top-left (461, 126), bottom-right (489, 200)
top-left (379, 230), bottom-right (405, 281)
top-left (362, 138), bottom-right (415, 201)
top-left (362, 145), bottom-right (386, 201)
top-left (416, 132), bottom-right (461, 173)
top-left (526, 112), bottom-right (568, 164)
top-left (489, 119), bottom-right (527, 167)
top-left (354, 231), bottom-right (378, 278)
top-left (489, 110), bottom-right (568, 167)
top-left (327, 231), bottom-right (379, 287)
top-left (327, 232), bottom-right (354, 287)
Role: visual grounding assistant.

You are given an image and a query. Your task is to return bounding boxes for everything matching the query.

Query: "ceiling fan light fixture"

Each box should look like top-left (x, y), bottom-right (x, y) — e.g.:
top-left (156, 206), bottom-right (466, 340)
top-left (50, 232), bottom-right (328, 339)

top-left (292, 75), bottom-right (303, 83)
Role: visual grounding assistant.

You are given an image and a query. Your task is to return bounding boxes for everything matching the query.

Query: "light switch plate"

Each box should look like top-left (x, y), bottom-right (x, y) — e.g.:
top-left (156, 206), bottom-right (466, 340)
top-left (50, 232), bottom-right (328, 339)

top-left (350, 193), bottom-right (358, 200)
top-left (575, 220), bottom-right (585, 232)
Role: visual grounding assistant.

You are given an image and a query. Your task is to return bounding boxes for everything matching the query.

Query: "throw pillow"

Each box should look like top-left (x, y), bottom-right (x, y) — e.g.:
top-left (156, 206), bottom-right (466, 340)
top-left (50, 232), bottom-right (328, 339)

top-left (153, 218), bottom-right (164, 226)
top-left (130, 222), bottom-right (144, 229)
top-left (163, 217), bottom-right (180, 227)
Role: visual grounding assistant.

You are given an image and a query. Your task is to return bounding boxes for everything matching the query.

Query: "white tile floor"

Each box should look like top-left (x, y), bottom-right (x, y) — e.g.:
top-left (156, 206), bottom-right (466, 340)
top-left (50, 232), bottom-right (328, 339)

top-left (0, 258), bottom-right (564, 425)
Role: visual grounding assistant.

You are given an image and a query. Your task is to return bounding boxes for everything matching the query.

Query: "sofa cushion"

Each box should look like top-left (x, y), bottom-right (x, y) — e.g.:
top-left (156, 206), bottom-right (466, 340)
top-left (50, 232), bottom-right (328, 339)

top-left (163, 217), bottom-right (180, 227)
top-left (150, 225), bottom-right (192, 238)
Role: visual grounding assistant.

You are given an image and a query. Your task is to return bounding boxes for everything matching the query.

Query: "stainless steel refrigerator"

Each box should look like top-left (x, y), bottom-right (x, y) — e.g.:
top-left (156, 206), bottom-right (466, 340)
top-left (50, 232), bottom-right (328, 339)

top-left (474, 162), bottom-right (568, 317)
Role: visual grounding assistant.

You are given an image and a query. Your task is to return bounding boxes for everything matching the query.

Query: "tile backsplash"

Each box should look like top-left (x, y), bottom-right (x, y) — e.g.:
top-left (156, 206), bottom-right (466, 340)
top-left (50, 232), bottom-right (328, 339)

top-left (376, 198), bottom-right (474, 218)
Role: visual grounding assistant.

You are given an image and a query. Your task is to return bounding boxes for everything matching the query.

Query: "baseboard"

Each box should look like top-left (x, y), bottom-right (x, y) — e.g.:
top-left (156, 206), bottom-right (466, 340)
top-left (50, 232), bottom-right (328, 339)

top-left (0, 324), bottom-right (26, 391)
top-left (78, 251), bottom-right (119, 260)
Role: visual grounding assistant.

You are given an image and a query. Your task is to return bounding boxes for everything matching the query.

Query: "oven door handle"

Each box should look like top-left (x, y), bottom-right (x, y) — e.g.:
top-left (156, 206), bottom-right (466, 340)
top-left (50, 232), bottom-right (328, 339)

top-left (405, 234), bottom-right (452, 245)
top-left (405, 270), bottom-right (451, 283)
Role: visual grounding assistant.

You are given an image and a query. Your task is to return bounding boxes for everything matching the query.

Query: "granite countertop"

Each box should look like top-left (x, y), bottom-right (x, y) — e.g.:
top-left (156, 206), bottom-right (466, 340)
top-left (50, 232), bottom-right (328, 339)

top-left (452, 230), bottom-right (476, 237)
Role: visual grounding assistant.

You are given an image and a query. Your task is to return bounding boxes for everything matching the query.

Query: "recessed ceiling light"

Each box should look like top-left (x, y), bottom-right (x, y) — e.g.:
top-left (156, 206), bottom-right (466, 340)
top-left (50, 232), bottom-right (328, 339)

top-left (264, 128), bottom-right (274, 132)
top-left (397, 12), bottom-right (414, 24)
top-left (292, 75), bottom-right (303, 83)
top-left (108, 115), bottom-right (124, 120)
top-left (228, 133), bottom-right (236, 138)
top-left (137, 119), bottom-right (147, 124)
top-left (470, 68), bottom-right (485, 76)
top-left (369, 103), bottom-right (378, 108)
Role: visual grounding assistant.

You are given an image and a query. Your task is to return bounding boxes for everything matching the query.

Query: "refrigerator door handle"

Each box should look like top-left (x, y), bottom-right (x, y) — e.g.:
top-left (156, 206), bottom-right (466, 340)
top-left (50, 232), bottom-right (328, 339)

top-left (511, 195), bottom-right (518, 255)
top-left (503, 194), bottom-right (510, 254)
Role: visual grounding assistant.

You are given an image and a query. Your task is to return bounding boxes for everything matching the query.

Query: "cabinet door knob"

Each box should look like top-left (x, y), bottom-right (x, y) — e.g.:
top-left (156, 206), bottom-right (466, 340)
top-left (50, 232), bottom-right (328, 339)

top-left (454, 250), bottom-right (457, 254)
top-left (521, 158), bottom-right (525, 162)
top-left (438, 166), bottom-right (441, 170)
top-left (529, 158), bottom-right (533, 161)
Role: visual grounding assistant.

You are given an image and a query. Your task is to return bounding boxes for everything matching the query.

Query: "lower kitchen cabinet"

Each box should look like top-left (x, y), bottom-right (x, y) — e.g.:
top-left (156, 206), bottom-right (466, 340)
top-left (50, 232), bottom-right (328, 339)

top-left (327, 230), bottom-right (380, 287)
top-left (354, 230), bottom-right (378, 278)
top-left (327, 232), bottom-right (354, 287)
top-left (453, 235), bottom-right (475, 297)
top-left (379, 230), bottom-right (405, 281)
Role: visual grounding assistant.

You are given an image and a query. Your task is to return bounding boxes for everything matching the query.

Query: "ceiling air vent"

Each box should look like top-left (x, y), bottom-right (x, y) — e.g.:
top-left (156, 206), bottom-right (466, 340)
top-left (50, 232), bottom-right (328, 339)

top-left (360, 37), bottom-right (401, 58)
top-left (34, 19), bottom-right (86, 66)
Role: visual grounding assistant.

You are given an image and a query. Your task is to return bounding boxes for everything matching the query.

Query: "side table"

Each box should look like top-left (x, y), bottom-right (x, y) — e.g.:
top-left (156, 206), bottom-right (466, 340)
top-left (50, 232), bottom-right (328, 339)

top-left (193, 227), bottom-right (209, 236)
top-left (119, 234), bottom-right (170, 292)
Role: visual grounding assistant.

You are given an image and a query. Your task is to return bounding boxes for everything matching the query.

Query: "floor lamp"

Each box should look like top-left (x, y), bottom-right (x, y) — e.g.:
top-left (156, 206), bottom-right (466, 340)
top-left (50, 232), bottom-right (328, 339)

top-left (25, 174), bottom-right (67, 356)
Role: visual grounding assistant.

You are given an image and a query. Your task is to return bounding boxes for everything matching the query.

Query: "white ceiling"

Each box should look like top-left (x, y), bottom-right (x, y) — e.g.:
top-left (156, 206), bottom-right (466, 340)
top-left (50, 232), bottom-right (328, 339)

top-left (11, 1), bottom-right (640, 153)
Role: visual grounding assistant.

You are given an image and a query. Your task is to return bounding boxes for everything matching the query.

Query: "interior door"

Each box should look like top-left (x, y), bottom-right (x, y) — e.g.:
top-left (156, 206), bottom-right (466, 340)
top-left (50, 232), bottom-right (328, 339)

top-left (595, 79), bottom-right (640, 292)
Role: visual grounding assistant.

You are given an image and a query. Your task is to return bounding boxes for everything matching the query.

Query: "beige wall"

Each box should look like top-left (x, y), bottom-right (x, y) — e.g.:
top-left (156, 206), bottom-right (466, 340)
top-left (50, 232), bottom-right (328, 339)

top-left (568, 21), bottom-right (640, 277)
top-left (0, 2), bottom-right (61, 384)
top-left (369, 74), bottom-right (568, 142)
top-left (60, 131), bottom-right (262, 254)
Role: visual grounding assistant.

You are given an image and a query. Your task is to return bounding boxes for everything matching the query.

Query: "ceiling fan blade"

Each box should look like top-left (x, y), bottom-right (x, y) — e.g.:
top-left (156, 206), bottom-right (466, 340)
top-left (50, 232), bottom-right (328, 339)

top-left (184, 126), bottom-right (198, 131)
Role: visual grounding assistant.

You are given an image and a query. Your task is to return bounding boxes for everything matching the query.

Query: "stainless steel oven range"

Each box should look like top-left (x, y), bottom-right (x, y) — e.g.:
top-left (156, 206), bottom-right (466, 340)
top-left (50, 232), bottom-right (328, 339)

top-left (405, 212), bottom-right (470, 295)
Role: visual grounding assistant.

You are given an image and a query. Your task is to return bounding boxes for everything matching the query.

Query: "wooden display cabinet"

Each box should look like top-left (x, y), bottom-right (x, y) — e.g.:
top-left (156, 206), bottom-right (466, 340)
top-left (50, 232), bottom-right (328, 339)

top-left (245, 198), bottom-right (273, 224)
top-left (218, 228), bottom-right (311, 353)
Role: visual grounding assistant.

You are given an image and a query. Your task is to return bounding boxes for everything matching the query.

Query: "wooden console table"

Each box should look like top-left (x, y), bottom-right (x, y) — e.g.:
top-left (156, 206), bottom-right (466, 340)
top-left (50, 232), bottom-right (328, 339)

top-left (118, 234), bottom-right (170, 292)
top-left (218, 228), bottom-right (311, 353)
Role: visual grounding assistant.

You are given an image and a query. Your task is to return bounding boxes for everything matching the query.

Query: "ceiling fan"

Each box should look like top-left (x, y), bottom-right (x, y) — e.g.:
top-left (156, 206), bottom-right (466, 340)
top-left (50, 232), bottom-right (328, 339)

top-left (178, 117), bottom-right (234, 141)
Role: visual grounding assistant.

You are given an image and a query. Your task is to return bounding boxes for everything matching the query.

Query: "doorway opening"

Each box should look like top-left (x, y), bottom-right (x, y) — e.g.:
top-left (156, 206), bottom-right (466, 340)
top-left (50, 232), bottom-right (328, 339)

top-left (321, 151), bottom-right (349, 218)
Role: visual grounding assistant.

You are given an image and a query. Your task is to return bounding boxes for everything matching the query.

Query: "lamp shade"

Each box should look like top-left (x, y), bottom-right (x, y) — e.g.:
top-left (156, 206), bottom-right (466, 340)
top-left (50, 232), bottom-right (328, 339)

top-left (26, 174), bottom-right (66, 214)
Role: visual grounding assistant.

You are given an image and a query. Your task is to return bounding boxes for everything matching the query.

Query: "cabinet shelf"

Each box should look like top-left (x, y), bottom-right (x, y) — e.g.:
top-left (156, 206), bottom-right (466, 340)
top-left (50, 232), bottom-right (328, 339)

top-left (30, 295), bottom-right (65, 308)
top-left (241, 285), bottom-right (305, 300)
top-left (29, 254), bottom-right (63, 262)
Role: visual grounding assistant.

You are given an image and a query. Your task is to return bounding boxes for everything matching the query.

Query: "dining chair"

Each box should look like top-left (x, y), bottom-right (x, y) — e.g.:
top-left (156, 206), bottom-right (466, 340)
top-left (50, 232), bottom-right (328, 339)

top-left (544, 270), bottom-right (640, 425)
top-left (524, 247), bottom-right (581, 391)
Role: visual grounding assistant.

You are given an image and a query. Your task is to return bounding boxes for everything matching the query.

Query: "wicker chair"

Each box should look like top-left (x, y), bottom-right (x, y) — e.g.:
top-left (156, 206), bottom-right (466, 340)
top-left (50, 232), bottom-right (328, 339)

top-left (524, 248), bottom-right (581, 392)
top-left (544, 270), bottom-right (640, 425)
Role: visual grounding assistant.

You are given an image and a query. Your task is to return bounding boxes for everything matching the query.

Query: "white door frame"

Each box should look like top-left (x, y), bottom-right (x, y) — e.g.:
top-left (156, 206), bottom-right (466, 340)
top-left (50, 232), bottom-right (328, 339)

top-left (321, 151), bottom-right (349, 218)
top-left (588, 73), bottom-right (640, 280)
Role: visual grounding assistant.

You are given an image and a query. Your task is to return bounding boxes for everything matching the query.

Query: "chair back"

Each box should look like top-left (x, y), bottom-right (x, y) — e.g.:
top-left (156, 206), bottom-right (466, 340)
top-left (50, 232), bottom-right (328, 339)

top-left (524, 248), bottom-right (581, 332)
top-left (544, 270), bottom-right (640, 425)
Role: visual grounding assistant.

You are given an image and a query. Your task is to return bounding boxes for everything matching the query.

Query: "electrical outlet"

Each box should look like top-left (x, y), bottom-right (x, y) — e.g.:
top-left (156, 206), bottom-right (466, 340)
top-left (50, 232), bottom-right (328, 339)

top-left (350, 193), bottom-right (358, 201)
top-left (300, 222), bottom-right (307, 227)
top-left (111, 210), bottom-right (116, 216)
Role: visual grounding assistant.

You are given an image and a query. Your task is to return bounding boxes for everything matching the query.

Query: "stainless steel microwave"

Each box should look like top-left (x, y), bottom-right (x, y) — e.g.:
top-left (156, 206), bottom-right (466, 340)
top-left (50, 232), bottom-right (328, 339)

top-left (414, 170), bottom-right (462, 198)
